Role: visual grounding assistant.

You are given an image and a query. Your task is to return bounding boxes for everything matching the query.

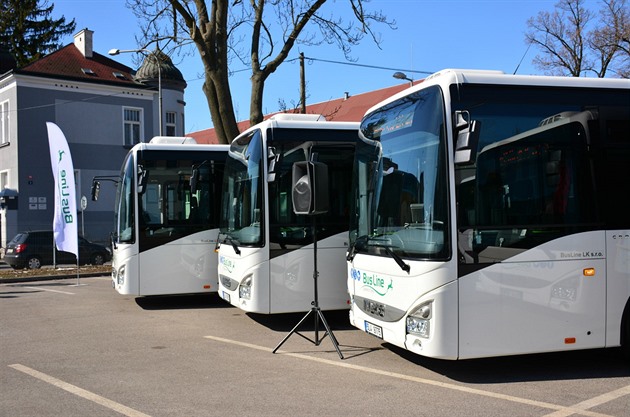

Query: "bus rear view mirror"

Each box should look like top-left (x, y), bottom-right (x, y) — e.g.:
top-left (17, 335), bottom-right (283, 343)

top-left (267, 147), bottom-right (278, 182)
top-left (91, 180), bottom-right (100, 201)
top-left (137, 165), bottom-right (148, 195)
top-left (454, 110), bottom-right (480, 165)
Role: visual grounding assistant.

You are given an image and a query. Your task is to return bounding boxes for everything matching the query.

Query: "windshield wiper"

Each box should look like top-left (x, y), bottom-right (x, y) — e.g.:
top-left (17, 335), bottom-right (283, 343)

top-left (347, 235), bottom-right (410, 273)
top-left (218, 233), bottom-right (241, 255)
top-left (346, 235), bottom-right (368, 262)
top-left (383, 246), bottom-right (410, 273)
top-left (369, 237), bottom-right (411, 273)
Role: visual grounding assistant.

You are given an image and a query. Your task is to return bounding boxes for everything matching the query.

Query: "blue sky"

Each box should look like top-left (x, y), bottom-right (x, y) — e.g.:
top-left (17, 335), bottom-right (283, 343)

top-left (51, 0), bottom-right (585, 133)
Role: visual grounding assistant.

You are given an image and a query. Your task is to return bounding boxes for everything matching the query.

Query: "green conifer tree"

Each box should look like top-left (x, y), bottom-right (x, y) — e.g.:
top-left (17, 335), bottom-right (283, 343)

top-left (0, 0), bottom-right (76, 68)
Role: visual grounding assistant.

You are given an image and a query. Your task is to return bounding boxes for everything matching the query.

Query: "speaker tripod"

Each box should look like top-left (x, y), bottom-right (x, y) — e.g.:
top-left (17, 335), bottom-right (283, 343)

top-left (272, 217), bottom-right (344, 359)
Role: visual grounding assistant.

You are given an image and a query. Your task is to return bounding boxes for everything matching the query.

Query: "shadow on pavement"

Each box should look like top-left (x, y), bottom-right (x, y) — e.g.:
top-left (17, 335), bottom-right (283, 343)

top-left (247, 309), bottom-right (353, 332)
top-left (387, 343), bottom-right (630, 383)
top-left (135, 292), bottom-right (234, 310)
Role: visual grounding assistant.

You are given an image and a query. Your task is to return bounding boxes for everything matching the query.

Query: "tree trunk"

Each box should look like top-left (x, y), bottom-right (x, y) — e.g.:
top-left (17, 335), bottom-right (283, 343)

top-left (249, 71), bottom-right (266, 126)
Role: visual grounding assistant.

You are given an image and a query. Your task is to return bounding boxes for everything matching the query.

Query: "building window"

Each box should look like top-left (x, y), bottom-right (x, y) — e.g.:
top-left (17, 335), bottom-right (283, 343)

top-left (1, 100), bottom-right (9, 145)
top-left (165, 112), bottom-right (176, 136)
top-left (0, 170), bottom-right (8, 190)
top-left (123, 107), bottom-right (143, 146)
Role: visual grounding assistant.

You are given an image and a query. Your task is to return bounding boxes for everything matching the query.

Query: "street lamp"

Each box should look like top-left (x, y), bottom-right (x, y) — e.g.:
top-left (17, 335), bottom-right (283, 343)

top-left (109, 48), bottom-right (163, 136)
top-left (393, 71), bottom-right (413, 86)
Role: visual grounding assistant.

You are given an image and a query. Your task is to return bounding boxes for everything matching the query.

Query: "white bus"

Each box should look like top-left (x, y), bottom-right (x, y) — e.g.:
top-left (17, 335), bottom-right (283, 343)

top-left (347, 69), bottom-right (630, 359)
top-left (217, 114), bottom-right (358, 313)
top-left (100, 137), bottom-right (228, 296)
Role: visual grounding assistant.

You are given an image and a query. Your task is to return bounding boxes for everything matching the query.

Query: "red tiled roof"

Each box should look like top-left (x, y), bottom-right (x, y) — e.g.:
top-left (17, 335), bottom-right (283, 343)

top-left (188, 81), bottom-right (420, 144)
top-left (18, 43), bottom-right (137, 86)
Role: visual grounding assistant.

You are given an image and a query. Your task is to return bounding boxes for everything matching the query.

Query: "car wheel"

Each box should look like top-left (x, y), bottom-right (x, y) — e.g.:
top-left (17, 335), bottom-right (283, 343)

top-left (91, 253), bottom-right (105, 265)
top-left (27, 257), bottom-right (42, 269)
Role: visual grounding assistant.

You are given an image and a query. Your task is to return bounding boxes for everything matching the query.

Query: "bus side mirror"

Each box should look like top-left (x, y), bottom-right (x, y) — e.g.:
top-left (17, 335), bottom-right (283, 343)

top-left (267, 147), bottom-right (278, 182)
top-left (190, 167), bottom-right (199, 194)
top-left (91, 180), bottom-right (101, 201)
top-left (137, 165), bottom-right (148, 195)
top-left (454, 111), bottom-right (480, 165)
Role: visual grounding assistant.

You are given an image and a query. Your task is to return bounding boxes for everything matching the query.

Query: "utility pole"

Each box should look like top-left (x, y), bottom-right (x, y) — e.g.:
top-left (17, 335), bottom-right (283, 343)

top-left (300, 53), bottom-right (306, 114)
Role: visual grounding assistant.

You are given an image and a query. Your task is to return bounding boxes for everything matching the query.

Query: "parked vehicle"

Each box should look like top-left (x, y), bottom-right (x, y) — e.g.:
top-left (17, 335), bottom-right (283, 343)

top-left (3, 230), bottom-right (111, 269)
top-left (104, 137), bottom-right (229, 296)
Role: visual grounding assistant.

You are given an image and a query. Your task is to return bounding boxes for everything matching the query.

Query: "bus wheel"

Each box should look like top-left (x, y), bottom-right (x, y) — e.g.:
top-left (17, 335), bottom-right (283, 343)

top-left (622, 301), bottom-right (630, 359)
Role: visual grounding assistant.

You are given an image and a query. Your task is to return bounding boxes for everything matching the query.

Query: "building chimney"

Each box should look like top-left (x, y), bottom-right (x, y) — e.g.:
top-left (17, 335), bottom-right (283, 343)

top-left (344, 92), bottom-right (350, 101)
top-left (74, 28), bottom-right (94, 58)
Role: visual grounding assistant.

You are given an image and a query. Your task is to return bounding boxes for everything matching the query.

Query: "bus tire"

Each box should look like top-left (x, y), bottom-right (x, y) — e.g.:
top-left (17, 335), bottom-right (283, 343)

top-left (622, 299), bottom-right (630, 359)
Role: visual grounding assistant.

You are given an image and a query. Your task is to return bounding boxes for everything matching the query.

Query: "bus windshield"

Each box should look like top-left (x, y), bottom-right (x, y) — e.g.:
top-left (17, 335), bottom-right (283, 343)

top-left (118, 149), bottom-right (224, 252)
top-left (351, 85), bottom-right (450, 260)
top-left (267, 128), bottom-right (356, 250)
top-left (220, 130), bottom-right (264, 246)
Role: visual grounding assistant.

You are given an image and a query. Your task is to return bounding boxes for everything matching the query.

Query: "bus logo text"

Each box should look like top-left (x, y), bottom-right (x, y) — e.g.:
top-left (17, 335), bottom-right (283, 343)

top-left (219, 255), bottom-right (235, 273)
top-left (351, 268), bottom-right (393, 297)
top-left (559, 251), bottom-right (604, 259)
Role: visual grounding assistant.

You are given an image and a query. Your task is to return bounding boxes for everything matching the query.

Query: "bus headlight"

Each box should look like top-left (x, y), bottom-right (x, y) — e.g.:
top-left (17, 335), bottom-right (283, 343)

top-left (239, 275), bottom-right (252, 300)
top-left (117, 265), bottom-right (126, 286)
top-left (406, 301), bottom-right (432, 338)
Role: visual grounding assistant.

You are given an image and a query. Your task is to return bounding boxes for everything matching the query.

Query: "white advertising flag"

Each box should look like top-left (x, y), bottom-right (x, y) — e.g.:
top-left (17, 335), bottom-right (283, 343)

top-left (46, 122), bottom-right (78, 258)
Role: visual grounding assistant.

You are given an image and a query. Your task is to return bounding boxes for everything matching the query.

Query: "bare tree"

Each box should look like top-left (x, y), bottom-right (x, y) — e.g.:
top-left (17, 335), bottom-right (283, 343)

top-left (526, 0), bottom-right (629, 78)
top-left (591, 0), bottom-right (630, 77)
top-left (126, 0), bottom-right (394, 144)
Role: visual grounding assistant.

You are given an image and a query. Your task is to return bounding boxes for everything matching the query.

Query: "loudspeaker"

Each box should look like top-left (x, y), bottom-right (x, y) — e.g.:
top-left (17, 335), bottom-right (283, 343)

top-left (291, 161), bottom-right (329, 215)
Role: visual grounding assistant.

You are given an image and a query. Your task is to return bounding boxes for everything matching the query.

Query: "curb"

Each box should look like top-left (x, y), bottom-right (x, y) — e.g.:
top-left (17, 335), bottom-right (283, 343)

top-left (0, 273), bottom-right (109, 284)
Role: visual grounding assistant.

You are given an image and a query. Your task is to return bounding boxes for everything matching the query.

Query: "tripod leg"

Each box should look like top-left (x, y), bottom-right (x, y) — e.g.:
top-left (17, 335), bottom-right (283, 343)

top-left (316, 309), bottom-right (344, 359)
top-left (272, 308), bottom-right (315, 354)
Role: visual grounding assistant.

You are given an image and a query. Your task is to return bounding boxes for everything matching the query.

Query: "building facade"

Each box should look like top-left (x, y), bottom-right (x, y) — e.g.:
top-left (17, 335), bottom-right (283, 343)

top-left (0, 29), bottom-right (187, 249)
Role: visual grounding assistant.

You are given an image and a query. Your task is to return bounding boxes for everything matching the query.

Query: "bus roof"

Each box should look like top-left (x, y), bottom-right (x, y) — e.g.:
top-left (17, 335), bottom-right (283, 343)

top-left (363, 69), bottom-right (630, 119)
top-left (132, 141), bottom-right (230, 153)
top-left (235, 113), bottom-right (359, 140)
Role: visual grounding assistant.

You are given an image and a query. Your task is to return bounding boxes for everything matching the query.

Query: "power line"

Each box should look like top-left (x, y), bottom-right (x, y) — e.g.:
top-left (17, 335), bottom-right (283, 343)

top-left (302, 56), bottom-right (433, 75)
top-left (219, 55), bottom-right (434, 78)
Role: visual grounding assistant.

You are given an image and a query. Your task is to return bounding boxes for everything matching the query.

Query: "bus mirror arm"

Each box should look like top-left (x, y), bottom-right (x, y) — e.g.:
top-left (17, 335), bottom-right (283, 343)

top-left (90, 175), bottom-right (121, 201)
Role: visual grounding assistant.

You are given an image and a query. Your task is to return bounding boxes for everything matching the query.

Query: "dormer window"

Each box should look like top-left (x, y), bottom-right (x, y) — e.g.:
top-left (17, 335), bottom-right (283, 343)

top-left (81, 68), bottom-right (96, 76)
top-left (113, 72), bottom-right (127, 80)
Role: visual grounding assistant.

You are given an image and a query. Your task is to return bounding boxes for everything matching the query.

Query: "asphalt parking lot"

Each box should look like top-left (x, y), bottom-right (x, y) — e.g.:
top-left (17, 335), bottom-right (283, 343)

top-left (1, 276), bottom-right (629, 417)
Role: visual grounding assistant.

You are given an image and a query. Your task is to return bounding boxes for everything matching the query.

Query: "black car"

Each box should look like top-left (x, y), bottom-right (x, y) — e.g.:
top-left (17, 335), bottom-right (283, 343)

top-left (3, 230), bottom-right (111, 269)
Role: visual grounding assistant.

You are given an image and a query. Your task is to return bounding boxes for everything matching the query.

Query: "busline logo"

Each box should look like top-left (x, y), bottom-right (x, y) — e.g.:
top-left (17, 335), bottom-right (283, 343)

top-left (58, 168), bottom-right (74, 225)
top-left (219, 255), bottom-right (236, 273)
top-left (351, 268), bottom-right (394, 297)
